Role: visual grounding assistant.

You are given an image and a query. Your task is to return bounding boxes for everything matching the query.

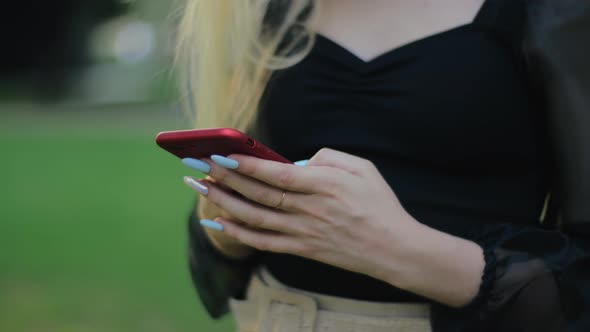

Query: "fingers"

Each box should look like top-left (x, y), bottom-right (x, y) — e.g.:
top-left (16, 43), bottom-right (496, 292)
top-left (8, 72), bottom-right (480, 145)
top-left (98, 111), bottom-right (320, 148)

top-left (183, 147), bottom-right (370, 201)
top-left (223, 154), bottom-right (348, 194)
top-left (202, 158), bottom-right (309, 211)
top-left (198, 195), bottom-right (234, 220)
top-left (215, 218), bottom-right (306, 254)
top-left (307, 148), bottom-right (377, 177)
top-left (213, 168), bottom-right (300, 211)
top-left (185, 156), bottom-right (322, 210)
top-left (198, 180), bottom-right (306, 235)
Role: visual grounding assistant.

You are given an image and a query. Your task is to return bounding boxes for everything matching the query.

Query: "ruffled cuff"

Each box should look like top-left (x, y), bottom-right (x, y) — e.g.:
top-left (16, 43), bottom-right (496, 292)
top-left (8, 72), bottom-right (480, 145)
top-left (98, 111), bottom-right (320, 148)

top-left (432, 225), bottom-right (577, 331)
top-left (460, 244), bottom-right (499, 315)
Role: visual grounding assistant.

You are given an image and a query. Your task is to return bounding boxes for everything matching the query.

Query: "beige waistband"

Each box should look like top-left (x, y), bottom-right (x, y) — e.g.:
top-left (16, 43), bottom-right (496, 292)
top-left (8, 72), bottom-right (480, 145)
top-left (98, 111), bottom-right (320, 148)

top-left (230, 267), bottom-right (432, 332)
top-left (257, 268), bottom-right (430, 317)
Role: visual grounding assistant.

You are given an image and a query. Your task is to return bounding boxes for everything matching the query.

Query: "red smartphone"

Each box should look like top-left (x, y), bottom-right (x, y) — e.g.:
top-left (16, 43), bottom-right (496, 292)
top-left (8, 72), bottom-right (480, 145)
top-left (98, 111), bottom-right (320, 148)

top-left (155, 128), bottom-right (292, 164)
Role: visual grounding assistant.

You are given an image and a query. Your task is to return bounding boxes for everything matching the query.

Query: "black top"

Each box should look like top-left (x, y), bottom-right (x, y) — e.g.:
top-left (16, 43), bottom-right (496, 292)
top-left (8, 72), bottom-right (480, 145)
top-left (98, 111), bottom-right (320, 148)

top-left (256, 0), bottom-right (551, 301)
top-left (187, 0), bottom-right (590, 330)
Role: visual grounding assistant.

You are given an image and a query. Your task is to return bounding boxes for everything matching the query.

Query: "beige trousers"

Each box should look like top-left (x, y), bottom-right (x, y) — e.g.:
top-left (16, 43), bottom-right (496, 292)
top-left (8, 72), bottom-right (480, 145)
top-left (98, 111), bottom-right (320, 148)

top-left (230, 268), bottom-right (432, 332)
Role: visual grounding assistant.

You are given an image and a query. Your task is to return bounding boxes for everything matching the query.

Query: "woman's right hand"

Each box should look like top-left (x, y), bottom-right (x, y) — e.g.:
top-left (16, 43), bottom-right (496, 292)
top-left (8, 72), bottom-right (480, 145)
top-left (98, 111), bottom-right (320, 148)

top-left (197, 177), bottom-right (256, 259)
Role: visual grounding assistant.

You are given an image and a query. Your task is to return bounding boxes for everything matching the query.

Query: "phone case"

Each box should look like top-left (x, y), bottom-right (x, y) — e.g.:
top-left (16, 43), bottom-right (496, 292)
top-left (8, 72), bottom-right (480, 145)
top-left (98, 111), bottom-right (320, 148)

top-left (156, 128), bottom-right (292, 164)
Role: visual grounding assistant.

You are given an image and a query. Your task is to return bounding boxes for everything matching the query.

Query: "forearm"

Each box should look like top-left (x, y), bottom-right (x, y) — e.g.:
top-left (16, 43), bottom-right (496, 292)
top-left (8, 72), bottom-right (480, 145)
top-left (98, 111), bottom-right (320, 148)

top-left (377, 219), bottom-right (485, 308)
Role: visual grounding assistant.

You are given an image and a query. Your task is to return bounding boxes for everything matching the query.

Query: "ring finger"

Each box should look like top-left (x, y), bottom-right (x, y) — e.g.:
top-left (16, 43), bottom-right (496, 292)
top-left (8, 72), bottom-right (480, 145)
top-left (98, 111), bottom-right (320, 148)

top-left (185, 157), bottom-right (304, 212)
top-left (193, 179), bottom-right (305, 235)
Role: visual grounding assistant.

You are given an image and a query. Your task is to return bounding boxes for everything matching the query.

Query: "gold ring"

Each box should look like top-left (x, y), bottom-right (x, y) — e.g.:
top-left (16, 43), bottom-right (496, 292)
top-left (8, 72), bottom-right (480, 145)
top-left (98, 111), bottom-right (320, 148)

top-left (275, 191), bottom-right (287, 209)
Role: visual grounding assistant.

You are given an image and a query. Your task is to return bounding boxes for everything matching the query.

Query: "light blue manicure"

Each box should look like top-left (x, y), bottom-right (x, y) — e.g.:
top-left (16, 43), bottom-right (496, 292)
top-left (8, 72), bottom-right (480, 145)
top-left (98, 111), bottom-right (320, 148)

top-left (183, 176), bottom-right (209, 195)
top-left (182, 158), bottom-right (211, 174)
top-left (294, 159), bottom-right (309, 166)
top-left (200, 219), bottom-right (224, 231)
top-left (211, 155), bottom-right (239, 169)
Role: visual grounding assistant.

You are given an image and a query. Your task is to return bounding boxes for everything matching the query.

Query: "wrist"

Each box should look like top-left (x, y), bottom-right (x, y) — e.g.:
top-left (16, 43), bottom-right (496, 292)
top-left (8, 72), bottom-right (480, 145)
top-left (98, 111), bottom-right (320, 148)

top-left (378, 217), bottom-right (485, 307)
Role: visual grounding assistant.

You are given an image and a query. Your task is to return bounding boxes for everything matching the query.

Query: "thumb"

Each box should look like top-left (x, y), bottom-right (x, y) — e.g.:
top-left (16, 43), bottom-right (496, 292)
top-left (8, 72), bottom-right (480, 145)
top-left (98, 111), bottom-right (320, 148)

top-left (307, 148), bottom-right (374, 176)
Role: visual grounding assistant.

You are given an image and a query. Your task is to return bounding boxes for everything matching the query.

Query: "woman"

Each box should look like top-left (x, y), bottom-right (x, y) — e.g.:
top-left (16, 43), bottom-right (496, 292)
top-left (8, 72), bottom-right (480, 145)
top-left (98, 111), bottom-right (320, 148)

top-left (176, 0), bottom-right (590, 331)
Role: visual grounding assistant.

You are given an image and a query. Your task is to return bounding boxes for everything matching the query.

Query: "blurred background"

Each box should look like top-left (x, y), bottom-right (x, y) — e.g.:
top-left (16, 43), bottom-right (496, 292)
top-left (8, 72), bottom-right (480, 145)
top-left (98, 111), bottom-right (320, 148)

top-left (0, 1), bottom-right (233, 331)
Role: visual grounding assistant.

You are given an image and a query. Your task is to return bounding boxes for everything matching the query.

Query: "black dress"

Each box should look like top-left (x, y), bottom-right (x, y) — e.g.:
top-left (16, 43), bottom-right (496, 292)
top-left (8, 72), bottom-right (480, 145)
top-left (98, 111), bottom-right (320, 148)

top-left (187, 0), bottom-right (590, 331)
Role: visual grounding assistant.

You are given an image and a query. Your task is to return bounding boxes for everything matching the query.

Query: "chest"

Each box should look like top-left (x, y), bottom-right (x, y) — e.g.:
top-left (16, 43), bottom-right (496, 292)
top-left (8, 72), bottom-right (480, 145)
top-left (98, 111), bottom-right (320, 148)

top-left (313, 0), bottom-right (486, 62)
top-left (258, 29), bottom-right (547, 174)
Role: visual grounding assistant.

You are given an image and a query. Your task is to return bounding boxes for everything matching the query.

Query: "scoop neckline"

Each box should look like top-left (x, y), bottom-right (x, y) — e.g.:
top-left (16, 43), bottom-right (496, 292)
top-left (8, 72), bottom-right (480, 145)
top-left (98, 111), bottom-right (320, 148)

top-left (311, 0), bottom-right (492, 71)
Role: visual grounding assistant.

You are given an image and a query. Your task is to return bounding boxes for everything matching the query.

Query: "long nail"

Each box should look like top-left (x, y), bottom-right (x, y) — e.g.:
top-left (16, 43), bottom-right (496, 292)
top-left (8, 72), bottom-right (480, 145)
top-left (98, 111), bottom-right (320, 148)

top-left (294, 159), bottom-right (309, 166)
top-left (211, 155), bottom-right (239, 169)
top-left (200, 219), bottom-right (224, 231)
top-left (182, 158), bottom-right (211, 174)
top-left (183, 176), bottom-right (209, 195)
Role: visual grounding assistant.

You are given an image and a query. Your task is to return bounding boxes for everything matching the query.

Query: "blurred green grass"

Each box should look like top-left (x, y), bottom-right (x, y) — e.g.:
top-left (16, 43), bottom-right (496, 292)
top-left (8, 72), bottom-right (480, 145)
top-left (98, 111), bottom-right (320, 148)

top-left (0, 104), bottom-right (234, 332)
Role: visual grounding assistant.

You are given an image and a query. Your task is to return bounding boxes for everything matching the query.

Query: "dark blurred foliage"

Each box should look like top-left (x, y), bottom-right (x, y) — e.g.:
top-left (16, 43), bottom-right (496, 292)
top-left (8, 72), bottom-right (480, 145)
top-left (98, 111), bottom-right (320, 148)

top-left (0, 1), bottom-right (130, 101)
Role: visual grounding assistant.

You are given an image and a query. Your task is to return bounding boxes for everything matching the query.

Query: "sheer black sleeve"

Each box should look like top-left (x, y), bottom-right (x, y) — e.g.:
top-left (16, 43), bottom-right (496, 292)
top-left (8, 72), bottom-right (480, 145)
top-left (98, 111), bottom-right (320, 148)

top-left (187, 201), bottom-right (260, 319)
top-left (431, 224), bottom-right (590, 332)
top-left (432, 2), bottom-right (590, 330)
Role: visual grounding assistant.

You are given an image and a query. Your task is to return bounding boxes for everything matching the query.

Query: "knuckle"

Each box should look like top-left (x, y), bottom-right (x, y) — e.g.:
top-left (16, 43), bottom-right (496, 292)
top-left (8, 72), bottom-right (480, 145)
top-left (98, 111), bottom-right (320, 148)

top-left (227, 227), bottom-right (249, 246)
top-left (249, 212), bottom-right (267, 228)
top-left (294, 243), bottom-right (314, 257)
top-left (202, 187), bottom-right (219, 203)
top-left (361, 159), bottom-right (376, 171)
top-left (247, 217), bottom-right (262, 228)
top-left (223, 224), bottom-right (237, 238)
top-left (214, 167), bottom-right (230, 182)
top-left (259, 213), bottom-right (275, 227)
top-left (277, 170), bottom-right (296, 188)
top-left (223, 224), bottom-right (241, 241)
top-left (284, 193), bottom-right (303, 212)
top-left (238, 159), bottom-right (258, 176)
top-left (313, 148), bottom-right (333, 163)
top-left (253, 189), bottom-right (273, 205)
top-left (253, 239), bottom-right (271, 251)
top-left (318, 147), bottom-right (334, 156)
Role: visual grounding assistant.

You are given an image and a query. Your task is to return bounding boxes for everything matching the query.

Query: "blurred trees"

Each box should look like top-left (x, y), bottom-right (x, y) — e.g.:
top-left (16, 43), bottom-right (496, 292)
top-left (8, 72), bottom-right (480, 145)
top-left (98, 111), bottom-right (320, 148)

top-left (0, 1), bottom-right (129, 100)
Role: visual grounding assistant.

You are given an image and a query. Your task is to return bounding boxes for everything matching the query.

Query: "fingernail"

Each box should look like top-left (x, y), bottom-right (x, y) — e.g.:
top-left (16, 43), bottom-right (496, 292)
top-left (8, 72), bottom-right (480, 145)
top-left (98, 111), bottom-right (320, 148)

top-left (211, 155), bottom-right (239, 169)
top-left (200, 219), bottom-right (224, 231)
top-left (294, 159), bottom-right (309, 166)
top-left (183, 176), bottom-right (208, 195)
top-left (182, 158), bottom-right (211, 174)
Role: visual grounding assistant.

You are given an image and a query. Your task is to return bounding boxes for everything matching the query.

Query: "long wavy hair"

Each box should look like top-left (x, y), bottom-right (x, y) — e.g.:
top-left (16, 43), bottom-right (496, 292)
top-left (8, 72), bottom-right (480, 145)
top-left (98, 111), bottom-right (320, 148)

top-left (175, 0), bottom-right (316, 131)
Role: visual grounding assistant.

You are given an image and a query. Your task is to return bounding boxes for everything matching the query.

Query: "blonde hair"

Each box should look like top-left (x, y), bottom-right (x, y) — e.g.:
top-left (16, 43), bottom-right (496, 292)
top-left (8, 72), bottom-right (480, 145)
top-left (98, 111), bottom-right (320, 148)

top-left (176, 0), bottom-right (316, 131)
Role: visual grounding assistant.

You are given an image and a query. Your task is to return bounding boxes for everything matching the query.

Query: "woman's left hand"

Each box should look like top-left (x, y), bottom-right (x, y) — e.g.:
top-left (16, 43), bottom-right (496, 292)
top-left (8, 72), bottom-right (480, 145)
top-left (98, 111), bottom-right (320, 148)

top-left (184, 148), bottom-right (423, 283)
